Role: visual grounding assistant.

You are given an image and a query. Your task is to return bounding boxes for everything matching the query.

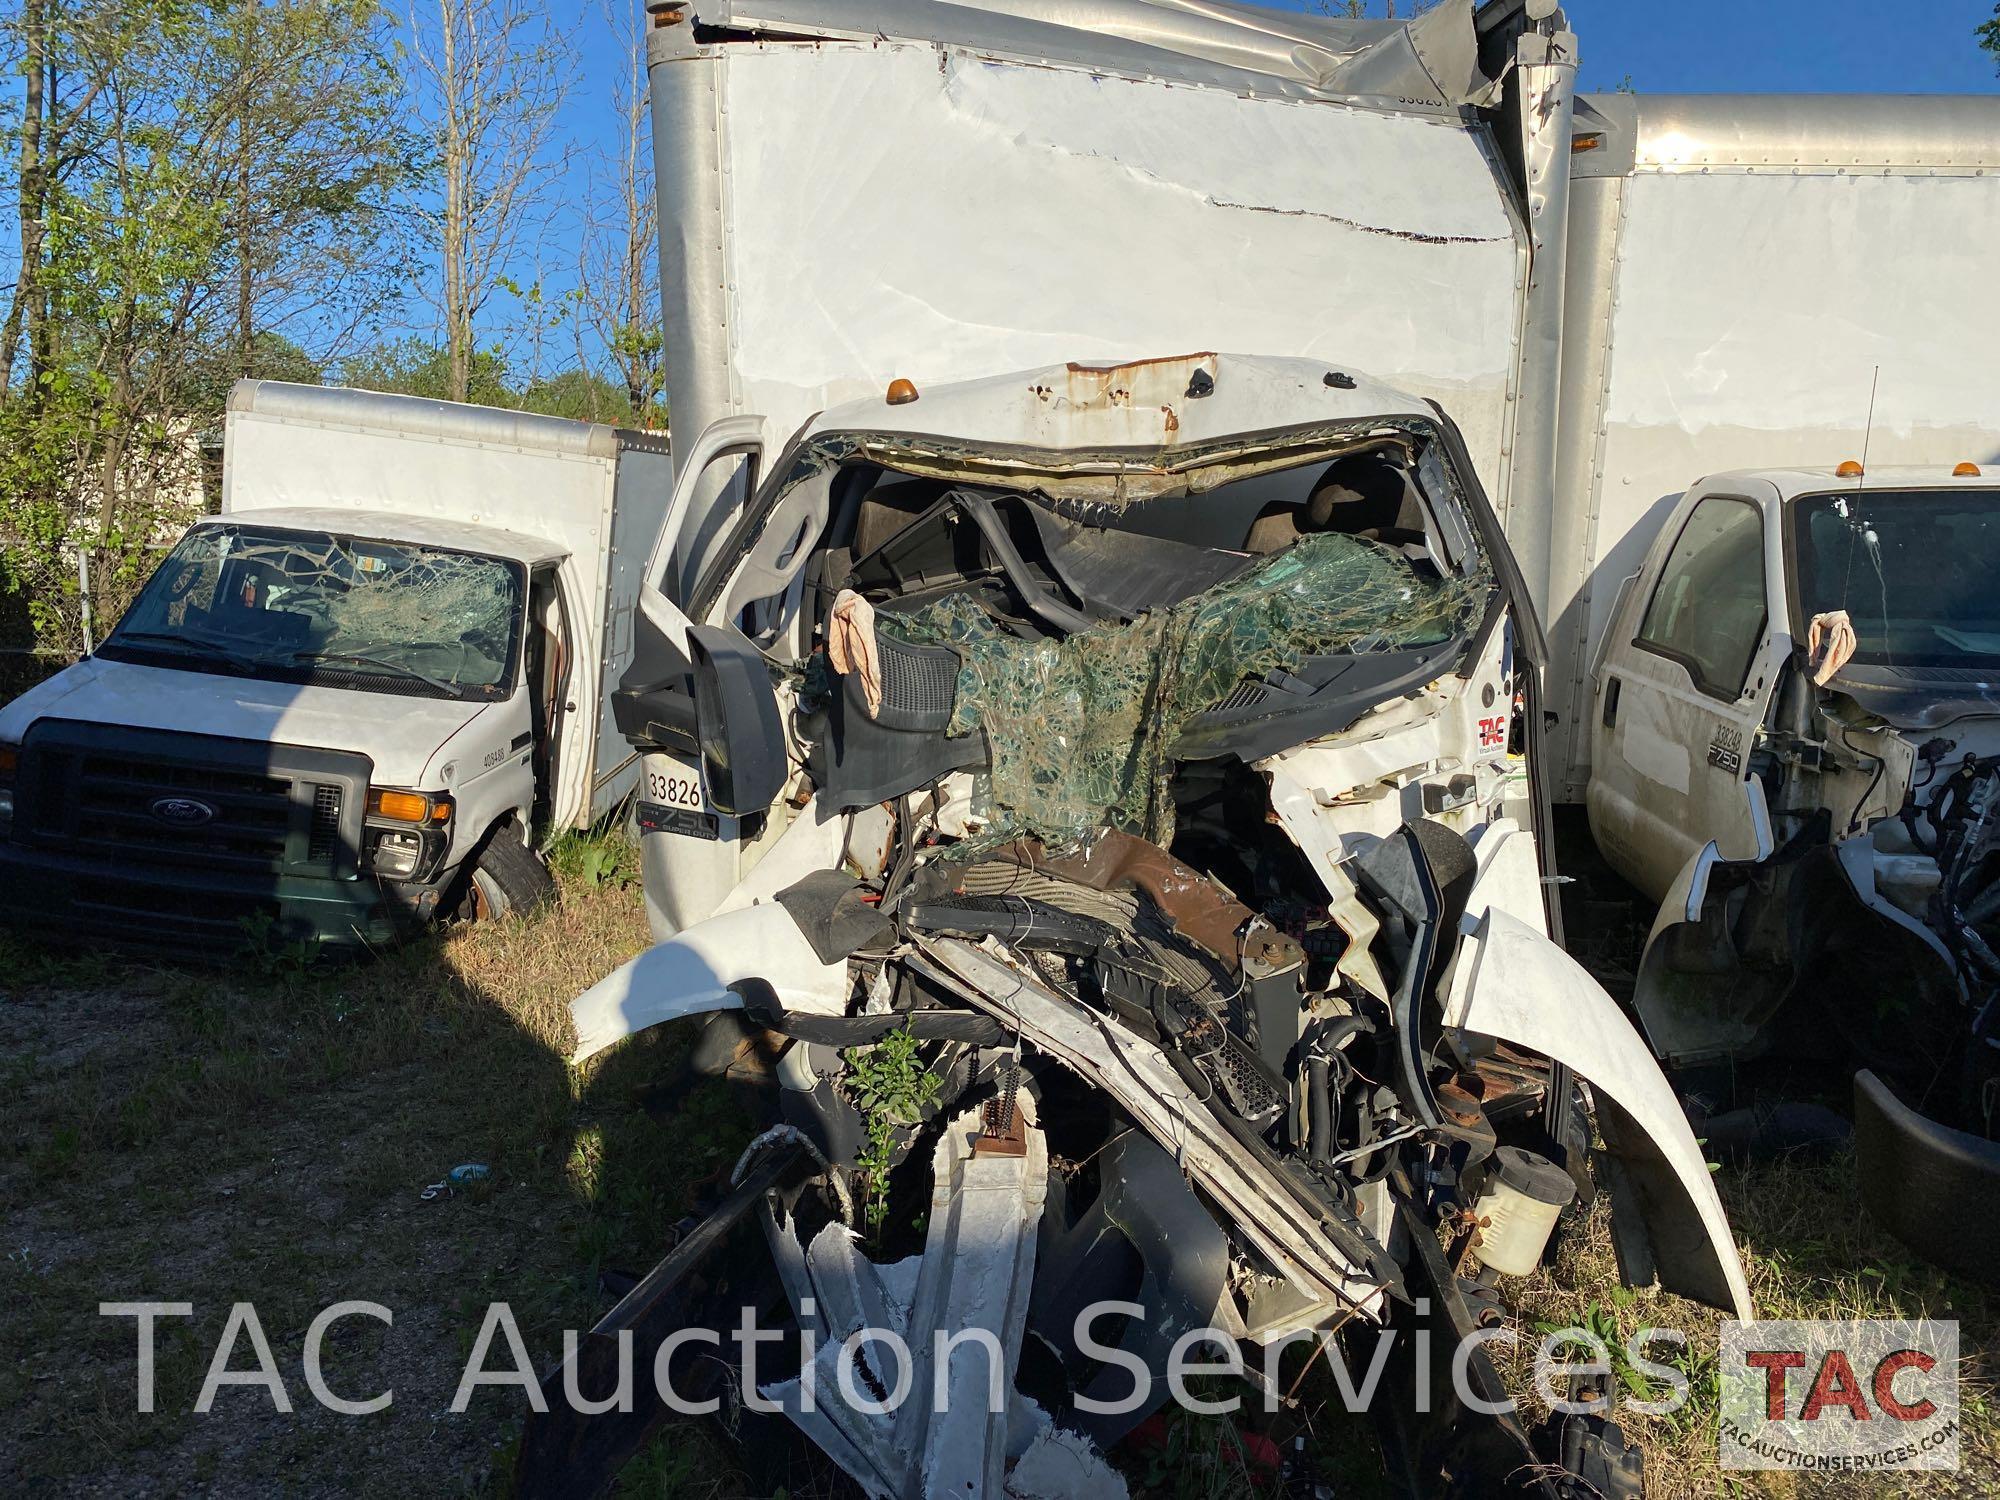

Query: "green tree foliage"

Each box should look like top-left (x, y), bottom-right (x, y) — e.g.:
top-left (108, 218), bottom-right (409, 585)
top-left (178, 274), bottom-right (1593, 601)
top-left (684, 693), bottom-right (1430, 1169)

top-left (1981, 4), bottom-right (2000, 72)
top-left (340, 334), bottom-right (515, 408)
top-left (0, 0), bottom-right (413, 656)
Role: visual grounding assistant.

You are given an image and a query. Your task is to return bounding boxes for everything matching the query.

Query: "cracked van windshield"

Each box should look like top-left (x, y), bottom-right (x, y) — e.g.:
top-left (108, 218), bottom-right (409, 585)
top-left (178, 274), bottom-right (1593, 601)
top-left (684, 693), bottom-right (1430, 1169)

top-left (103, 525), bottom-right (524, 699)
top-left (1793, 488), bottom-right (2000, 669)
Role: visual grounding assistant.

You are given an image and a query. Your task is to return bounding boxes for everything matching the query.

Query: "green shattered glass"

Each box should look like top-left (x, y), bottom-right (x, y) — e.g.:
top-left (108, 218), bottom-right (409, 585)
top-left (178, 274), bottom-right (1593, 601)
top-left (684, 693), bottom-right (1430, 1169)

top-left (884, 533), bottom-right (1491, 848)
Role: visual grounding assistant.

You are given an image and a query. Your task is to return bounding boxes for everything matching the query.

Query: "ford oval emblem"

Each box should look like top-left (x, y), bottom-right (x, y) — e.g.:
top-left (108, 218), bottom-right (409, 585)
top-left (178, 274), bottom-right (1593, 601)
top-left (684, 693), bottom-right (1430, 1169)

top-left (150, 795), bottom-right (217, 828)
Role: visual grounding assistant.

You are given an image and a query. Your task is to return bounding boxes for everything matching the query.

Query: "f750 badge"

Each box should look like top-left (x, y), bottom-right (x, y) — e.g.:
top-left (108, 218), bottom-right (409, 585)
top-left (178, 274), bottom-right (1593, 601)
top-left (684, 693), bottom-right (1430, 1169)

top-left (1708, 724), bottom-right (1745, 774)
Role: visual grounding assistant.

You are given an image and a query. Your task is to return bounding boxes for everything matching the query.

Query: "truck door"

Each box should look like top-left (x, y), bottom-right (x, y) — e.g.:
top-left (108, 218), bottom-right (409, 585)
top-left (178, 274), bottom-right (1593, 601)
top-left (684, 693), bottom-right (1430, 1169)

top-left (1588, 485), bottom-right (1784, 903)
top-left (524, 566), bottom-right (573, 828)
top-left (623, 417), bottom-right (780, 940)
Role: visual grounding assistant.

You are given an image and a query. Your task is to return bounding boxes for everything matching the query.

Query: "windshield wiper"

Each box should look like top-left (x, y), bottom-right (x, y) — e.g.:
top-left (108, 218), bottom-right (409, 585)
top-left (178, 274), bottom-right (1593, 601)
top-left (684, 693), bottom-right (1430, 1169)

top-left (292, 649), bottom-right (466, 699)
top-left (109, 630), bottom-right (260, 671)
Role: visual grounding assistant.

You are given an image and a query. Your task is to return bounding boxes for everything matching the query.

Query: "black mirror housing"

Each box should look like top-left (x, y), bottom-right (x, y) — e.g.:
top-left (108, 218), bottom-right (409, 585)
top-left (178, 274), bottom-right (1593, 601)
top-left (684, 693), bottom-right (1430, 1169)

top-left (687, 624), bottom-right (786, 817)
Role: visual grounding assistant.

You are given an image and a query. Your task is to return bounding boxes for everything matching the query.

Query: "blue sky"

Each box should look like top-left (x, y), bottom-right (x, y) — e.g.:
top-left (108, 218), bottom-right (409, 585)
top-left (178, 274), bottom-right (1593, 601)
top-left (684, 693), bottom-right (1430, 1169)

top-left (1550, 0), bottom-right (1999, 95)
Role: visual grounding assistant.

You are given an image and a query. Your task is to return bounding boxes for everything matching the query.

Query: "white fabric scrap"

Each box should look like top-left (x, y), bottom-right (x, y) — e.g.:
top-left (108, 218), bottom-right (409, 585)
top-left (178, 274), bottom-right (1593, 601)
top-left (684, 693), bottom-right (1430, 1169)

top-left (1808, 609), bottom-right (1857, 685)
top-left (829, 588), bottom-right (883, 718)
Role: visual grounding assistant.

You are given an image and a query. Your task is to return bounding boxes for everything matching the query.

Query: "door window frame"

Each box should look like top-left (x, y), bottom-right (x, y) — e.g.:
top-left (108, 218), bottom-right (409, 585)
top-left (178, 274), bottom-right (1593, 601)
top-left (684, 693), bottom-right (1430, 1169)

top-left (1631, 494), bottom-right (1769, 703)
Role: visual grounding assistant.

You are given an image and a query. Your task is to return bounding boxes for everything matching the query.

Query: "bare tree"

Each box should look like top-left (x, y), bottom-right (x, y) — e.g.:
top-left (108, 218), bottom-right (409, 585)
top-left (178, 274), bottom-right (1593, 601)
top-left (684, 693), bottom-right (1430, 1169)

top-left (219, 0), bottom-right (413, 379)
top-left (406, 0), bottom-right (575, 404)
top-left (574, 0), bottom-right (663, 427)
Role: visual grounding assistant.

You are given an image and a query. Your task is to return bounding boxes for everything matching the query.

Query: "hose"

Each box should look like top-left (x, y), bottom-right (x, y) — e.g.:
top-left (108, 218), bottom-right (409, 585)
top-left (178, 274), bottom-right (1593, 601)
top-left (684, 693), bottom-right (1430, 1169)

top-left (1306, 1055), bottom-right (1333, 1170)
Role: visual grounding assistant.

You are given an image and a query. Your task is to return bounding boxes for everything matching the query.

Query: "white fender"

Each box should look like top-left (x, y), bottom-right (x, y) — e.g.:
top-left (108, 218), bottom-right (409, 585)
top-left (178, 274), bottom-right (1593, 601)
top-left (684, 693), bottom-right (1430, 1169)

top-left (1443, 905), bottom-right (1754, 1322)
top-left (569, 903), bottom-right (852, 1064)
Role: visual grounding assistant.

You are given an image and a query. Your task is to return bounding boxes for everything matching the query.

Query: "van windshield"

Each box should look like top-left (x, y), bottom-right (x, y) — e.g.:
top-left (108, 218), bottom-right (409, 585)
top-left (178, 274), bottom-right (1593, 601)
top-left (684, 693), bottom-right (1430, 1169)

top-left (1792, 488), bottom-right (2000, 671)
top-left (101, 525), bottom-right (525, 700)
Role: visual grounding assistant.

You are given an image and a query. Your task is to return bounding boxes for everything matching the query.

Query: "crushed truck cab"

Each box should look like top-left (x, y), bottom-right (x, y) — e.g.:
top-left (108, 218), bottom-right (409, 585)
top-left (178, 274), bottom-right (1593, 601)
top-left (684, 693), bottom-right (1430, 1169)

top-left (530, 354), bottom-right (1750, 1497)
top-left (1590, 465), bottom-right (2000, 1278)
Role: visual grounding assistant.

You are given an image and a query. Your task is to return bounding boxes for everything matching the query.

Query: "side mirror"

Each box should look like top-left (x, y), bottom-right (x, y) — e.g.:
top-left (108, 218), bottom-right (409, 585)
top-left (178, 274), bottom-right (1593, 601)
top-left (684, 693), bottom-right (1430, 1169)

top-left (687, 625), bottom-right (785, 817)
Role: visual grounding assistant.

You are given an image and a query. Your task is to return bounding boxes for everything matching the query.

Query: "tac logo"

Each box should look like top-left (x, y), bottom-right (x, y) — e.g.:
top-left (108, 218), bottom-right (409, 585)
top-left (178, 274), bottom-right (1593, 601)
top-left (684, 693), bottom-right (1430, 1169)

top-left (1720, 1320), bottom-right (1959, 1471)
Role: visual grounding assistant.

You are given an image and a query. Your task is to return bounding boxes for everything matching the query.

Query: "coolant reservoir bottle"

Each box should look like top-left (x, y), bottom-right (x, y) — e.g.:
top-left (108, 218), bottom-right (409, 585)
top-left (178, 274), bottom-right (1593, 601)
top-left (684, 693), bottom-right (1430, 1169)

top-left (1469, 1146), bottom-right (1576, 1277)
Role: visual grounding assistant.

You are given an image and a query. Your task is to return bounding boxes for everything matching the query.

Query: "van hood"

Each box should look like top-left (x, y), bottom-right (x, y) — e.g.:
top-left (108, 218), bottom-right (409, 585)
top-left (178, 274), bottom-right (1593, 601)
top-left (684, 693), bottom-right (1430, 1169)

top-left (0, 656), bottom-right (487, 787)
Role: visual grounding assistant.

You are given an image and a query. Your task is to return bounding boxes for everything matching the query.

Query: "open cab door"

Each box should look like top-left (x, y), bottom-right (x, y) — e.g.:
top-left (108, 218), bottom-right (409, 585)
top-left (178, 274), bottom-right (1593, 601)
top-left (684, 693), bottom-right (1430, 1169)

top-left (616, 416), bottom-right (792, 939)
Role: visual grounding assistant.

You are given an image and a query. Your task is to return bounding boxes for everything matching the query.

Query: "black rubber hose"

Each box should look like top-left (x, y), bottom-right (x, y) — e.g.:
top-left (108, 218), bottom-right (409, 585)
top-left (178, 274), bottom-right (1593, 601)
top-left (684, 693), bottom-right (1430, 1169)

top-left (1346, 1084), bottom-right (1398, 1187)
top-left (1307, 1055), bottom-right (1333, 1169)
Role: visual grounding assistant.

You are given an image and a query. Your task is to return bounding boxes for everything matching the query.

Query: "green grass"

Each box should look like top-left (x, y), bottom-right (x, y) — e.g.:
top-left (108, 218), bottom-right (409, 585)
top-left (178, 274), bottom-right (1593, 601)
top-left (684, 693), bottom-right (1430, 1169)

top-left (0, 828), bottom-right (752, 1497)
top-left (4, 828), bottom-right (1997, 1497)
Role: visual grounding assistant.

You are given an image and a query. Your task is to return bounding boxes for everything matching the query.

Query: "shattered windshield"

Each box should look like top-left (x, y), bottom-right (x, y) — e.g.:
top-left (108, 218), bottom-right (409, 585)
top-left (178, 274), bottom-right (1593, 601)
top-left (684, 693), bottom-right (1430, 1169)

top-left (886, 530), bottom-right (1490, 848)
top-left (104, 524), bottom-right (525, 700)
top-left (1792, 488), bottom-right (2000, 670)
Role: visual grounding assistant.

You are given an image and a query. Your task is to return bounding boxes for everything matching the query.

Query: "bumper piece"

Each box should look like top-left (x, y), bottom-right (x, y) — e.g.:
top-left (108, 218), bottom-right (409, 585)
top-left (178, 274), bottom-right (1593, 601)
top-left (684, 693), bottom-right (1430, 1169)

top-left (0, 843), bottom-right (415, 956)
top-left (1854, 1068), bottom-right (2000, 1287)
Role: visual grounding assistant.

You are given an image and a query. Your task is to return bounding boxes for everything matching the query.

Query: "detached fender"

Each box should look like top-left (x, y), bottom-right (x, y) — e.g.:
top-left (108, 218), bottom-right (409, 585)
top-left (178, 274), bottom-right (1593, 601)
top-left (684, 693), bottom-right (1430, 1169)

top-left (569, 904), bottom-right (850, 1064)
top-left (1444, 907), bottom-right (1754, 1321)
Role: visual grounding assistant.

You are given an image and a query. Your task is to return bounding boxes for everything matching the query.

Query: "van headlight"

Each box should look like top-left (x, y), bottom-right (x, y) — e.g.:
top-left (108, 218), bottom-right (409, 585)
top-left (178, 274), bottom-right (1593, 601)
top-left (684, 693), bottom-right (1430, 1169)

top-left (369, 829), bottom-right (424, 878)
top-left (362, 787), bottom-right (452, 880)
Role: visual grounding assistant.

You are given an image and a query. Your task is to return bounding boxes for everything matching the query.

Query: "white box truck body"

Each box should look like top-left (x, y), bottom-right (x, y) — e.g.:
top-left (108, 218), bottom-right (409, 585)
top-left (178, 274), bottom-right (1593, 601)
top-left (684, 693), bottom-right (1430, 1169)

top-left (1524, 94), bottom-right (2000, 1285)
top-left (523, 7), bottom-right (1755, 1494)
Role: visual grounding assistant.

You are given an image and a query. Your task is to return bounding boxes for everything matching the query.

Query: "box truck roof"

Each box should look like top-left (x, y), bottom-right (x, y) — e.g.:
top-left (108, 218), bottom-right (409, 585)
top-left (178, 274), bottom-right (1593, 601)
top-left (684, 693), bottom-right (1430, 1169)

top-left (667, 0), bottom-right (1501, 109)
top-left (226, 379), bottom-right (649, 460)
top-left (190, 506), bottom-right (570, 567)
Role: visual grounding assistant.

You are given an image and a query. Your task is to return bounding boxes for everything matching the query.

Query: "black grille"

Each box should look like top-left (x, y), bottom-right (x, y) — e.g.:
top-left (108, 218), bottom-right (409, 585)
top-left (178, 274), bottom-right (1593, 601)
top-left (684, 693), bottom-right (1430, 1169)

top-left (18, 721), bottom-right (368, 879)
top-left (878, 634), bottom-right (962, 717)
top-left (65, 752), bottom-right (294, 870)
top-left (1216, 679), bottom-right (1269, 713)
top-left (308, 784), bottom-right (343, 861)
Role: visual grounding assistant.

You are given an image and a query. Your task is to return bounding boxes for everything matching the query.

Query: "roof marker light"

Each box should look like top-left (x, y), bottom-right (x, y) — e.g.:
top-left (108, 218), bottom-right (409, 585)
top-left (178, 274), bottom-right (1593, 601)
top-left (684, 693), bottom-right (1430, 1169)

top-left (1954, 462), bottom-right (1982, 477)
top-left (886, 378), bottom-right (919, 406)
top-left (1836, 459), bottom-right (1865, 479)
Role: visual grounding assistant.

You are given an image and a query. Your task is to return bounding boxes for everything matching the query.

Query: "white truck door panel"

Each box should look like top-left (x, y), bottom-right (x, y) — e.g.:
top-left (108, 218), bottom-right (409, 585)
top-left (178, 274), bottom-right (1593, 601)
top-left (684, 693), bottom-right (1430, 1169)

top-left (632, 416), bottom-right (785, 939)
top-left (1588, 485), bottom-right (1784, 903)
top-left (637, 415), bottom-right (767, 652)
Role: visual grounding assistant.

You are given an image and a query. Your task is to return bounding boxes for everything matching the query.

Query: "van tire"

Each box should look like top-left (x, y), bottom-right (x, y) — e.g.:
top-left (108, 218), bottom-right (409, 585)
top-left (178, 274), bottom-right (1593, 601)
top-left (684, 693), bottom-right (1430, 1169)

top-left (465, 829), bottom-right (557, 921)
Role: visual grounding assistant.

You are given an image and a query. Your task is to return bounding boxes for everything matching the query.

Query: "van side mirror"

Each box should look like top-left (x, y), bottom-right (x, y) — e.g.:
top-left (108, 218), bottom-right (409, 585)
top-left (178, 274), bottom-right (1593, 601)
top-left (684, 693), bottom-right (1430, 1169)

top-left (687, 625), bottom-right (785, 816)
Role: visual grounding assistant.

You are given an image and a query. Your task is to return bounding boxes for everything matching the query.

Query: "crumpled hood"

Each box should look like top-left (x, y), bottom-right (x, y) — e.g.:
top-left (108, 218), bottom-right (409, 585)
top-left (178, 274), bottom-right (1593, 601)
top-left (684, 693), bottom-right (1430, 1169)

top-left (0, 656), bottom-right (486, 786)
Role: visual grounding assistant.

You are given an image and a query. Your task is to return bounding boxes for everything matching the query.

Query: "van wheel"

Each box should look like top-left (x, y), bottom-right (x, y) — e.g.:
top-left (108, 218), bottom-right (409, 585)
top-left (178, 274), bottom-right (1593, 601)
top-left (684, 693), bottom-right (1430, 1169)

top-left (463, 830), bottom-right (557, 921)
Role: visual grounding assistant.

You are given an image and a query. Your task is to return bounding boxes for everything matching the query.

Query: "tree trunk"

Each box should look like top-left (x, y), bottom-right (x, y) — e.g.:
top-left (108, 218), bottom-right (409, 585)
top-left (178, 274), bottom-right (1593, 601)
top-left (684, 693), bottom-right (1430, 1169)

top-left (1, 0), bottom-right (49, 405)
top-left (237, 34), bottom-right (255, 382)
top-left (439, 0), bottom-right (471, 403)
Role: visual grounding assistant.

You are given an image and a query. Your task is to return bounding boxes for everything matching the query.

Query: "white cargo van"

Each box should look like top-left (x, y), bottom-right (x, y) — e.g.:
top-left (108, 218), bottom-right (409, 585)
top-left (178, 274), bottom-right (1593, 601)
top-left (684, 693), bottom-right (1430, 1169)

top-left (0, 381), bottom-right (670, 952)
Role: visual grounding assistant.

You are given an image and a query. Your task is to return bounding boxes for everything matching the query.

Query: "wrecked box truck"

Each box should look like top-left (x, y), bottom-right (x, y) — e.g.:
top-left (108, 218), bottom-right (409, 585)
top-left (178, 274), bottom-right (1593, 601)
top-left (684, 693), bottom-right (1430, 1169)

top-left (1512, 94), bottom-right (2000, 1279)
top-left (519, 3), bottom-right (1749, 1495)
top-left (0, 382), bottom-right (670, 952)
